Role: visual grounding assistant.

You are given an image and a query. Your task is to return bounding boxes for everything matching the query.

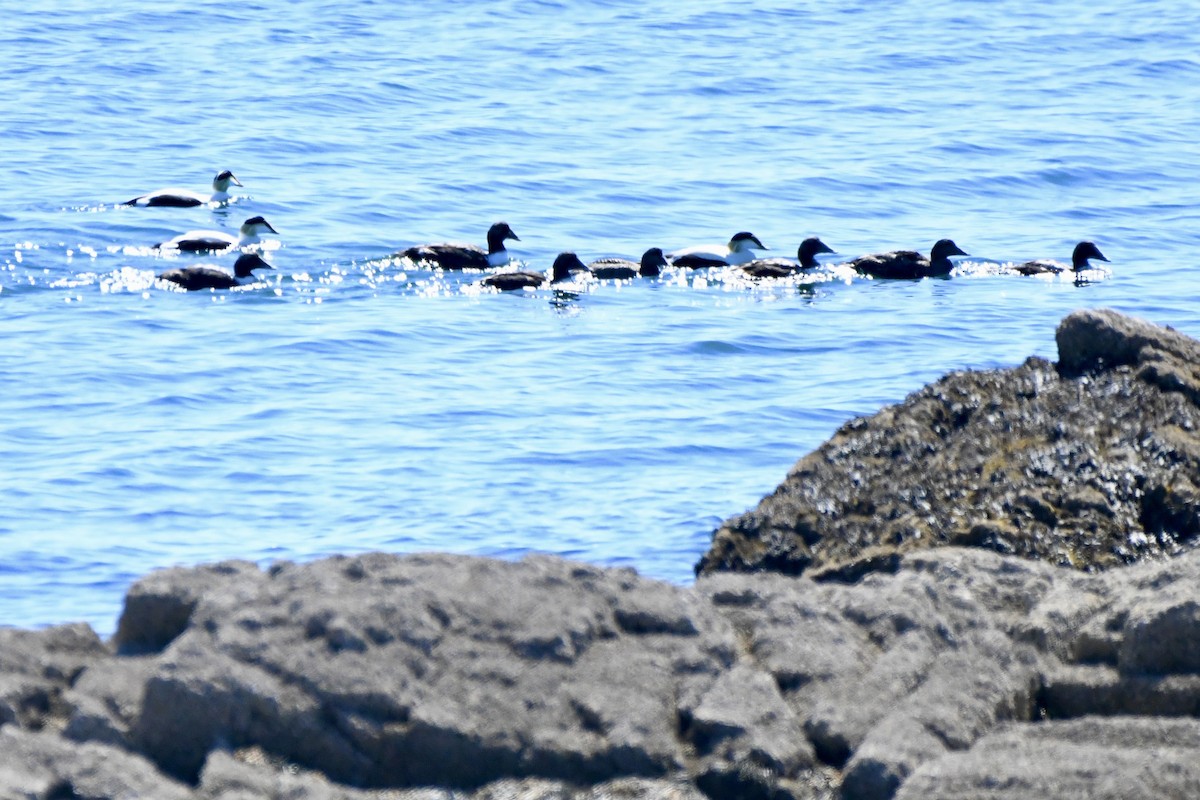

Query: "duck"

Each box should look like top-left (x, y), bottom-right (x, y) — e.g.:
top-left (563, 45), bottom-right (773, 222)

top-left (738, 237), bottom-right (837, 279)
top-left (122, 170), bottom-right (243, 207)
top-left (482, 252), bottom-right (588, 291)
top-left (850, 239), bottom-right (968, 280)
top-left (154, 216), bottom-right (279, 253)
top-left (398, 222), bottom-right (520, 270)
top-left (1013, 241), bottom-right (1109, 276)
top-left (157, 252), bottom-right (274, 291)
top-left (588, 248), bottom-right (668, 280)
top-left (669, 232), bottom-right (767, 268)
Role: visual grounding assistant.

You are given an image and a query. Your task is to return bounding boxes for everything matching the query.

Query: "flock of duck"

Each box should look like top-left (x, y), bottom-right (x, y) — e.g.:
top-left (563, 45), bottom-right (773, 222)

top-left (128, 171), bottom-right (1111, 292)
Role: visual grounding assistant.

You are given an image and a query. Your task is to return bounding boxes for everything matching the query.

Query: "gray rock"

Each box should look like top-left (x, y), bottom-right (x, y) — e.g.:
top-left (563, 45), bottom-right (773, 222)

top-left (1056, 307), bottom-right (1200, 384)
top-left (895, 717), bottom-right (1200, 800)
top-left (841, 632), bottom-right (1039, 800)
top-left (0, 672), bottom-right (57, 731)
top-left (698, 550), bottom-right (1044, 800)
top-left (0, 726), bottom-right (194, 799)
top-left (62, 655), bottom-right (159, 749)
top-left (119, 553), bottom-right (741, 789)
top-left (6, 547), bottom-right (1200, 799)
top-left (682, 663), bottom-right (812, 776)
top-left (198, 747), bottom-right (432, 800)
top-left (1023, 545), bottom-right (1200, 723)
top-left (198, 749), bottom-right (711, 800)
top-left (698, 309), bottom-right (1200, 577)
top-left (0, 623), bottom-right (109, 735)
top-left (0, 622), bottom-right (108, 681)
top-left (1120, 599), bottom-right (1200, 675)
top-left (114, 560), bottom-right (264, 654)
top-left (1041, 663), bottom-right (1200, 718)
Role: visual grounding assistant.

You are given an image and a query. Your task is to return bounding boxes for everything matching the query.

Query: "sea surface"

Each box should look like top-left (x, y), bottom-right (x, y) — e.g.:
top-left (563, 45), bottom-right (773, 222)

top-left (2, 0), bottom-right (1199, 634)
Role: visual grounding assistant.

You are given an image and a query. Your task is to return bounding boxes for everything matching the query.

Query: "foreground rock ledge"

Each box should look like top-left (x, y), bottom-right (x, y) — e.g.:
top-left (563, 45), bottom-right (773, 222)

top-left (5, 546), bottom-right (1200, 800)
top-left (697, 308), bottom-right (1200, 578)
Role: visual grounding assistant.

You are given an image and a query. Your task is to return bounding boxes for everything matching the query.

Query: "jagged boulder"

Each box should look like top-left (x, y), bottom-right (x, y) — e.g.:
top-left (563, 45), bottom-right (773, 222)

top-left (111, 553), bottom-right (760, 793)
top-left (0, 623), bottom-right (109, 737)
top-left (697, 308), bottom-right (1200, 578)
top-left (0, 727), bottom-right (193, 799)
top-left (895, 717), bottom-right (1200, 800)
top-left (4, 546), bottom-right (1200, 799)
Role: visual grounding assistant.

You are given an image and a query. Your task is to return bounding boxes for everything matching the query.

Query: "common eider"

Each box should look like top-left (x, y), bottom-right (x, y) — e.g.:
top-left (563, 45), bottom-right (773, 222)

top-left (482, 252), bottom-right (587, 291)
top-left (1014, 241), bottom-right (1109, 276)
top-left (399, 222), bottom-right (519, 270)
top-left (123, 170), bottom-right (243, 208)
top-left (669, 232), bottom-right (767, 268)
top-left (155, 216), bottom-right (279, 253)
top-left (588, 248), bottom-right (668, 280)
top-left (850, 239), bottom-right (968, 280)
top-left (157, 252), bottom-right (274, 291)
top-left (738, 237), bottom-right (836, 279)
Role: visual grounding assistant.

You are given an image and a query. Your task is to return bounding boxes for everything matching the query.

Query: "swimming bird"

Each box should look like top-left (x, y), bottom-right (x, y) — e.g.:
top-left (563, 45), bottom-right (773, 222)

top-left (155, 216), bottom-right (279, 253)
top-left (157, 252), bottom-right (274, 291)
top-left (1013, 241), bottom-right (1109, 276)
top-left (398, 222), bottom-right (520, 270)
top-left (738, 237), bottom-right (837, 279)
top-left (669, 232), bottom-right (767, 268)
top-left (482, 252), bottom-right (588, 291)
top-left (123, 170), bottom-right (243, 207)
top-left (588, 248), bottom-right (668, 280)
top-left (850, 239), bottom-right (968, 279)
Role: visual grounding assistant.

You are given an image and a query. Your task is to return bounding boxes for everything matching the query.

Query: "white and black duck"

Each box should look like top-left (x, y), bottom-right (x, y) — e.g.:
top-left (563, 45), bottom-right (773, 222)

top-left (123, 170), bottom-right (243, 207)
top-left (154, 216), bottom-right (279, 253)
top-left (669, 231), bottom-right (767, 268)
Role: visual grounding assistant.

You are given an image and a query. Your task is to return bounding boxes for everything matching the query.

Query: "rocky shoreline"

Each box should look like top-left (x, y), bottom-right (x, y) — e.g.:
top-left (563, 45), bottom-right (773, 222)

top-left (697, 308), bottom-right (1200, 579)
top-left (4, 309), bottom-right (1200, 800)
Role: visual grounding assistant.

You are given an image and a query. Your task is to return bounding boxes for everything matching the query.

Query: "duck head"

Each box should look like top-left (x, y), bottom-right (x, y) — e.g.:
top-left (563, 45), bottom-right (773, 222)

top-left (551, 252), bottom-right (589, 282)
top-left (1072, 241), bottom-right (1109, 270)
top-left (639, 247), bottom-right (668, 276)
top-left (213, 170), bottom-right (243, 191)
top-left (797, 237), bottom-right (836, 267)
top-left (232, 252), bottom-right (274, 278)
top-left (729, 232), bottom-right (767, 253)
top-left (241, 216), bottom-right (279, 236)
top-left (487, 222), bottom-right (520, 248)
top-left (930, 239), bottom-right (968, 261)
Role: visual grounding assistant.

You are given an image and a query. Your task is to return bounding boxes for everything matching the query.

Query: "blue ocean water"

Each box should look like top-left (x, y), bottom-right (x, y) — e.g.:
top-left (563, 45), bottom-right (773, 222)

top-left (2, 0), bottom-right (1199, 633)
